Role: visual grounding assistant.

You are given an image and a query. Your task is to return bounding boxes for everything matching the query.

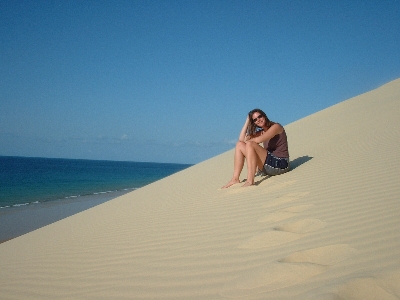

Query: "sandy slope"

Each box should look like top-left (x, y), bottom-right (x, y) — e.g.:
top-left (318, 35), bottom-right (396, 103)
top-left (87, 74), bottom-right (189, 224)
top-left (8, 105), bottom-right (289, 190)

top-left (1, 79), bottom-right (400, 300)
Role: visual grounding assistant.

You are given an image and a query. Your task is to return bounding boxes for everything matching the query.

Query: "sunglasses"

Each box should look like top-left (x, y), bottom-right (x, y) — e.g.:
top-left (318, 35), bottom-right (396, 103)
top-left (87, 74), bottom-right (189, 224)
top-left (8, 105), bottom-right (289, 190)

top-left (252, 115), bottom-right (263, 122)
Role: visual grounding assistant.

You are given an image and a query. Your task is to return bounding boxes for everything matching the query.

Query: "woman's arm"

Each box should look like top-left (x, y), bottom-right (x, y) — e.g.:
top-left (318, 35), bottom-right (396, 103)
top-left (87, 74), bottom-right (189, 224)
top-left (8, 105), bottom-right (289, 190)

top-left (238, 116), bottom-right (251, 142)
top-left (247, 123), bottom-right (284, 144)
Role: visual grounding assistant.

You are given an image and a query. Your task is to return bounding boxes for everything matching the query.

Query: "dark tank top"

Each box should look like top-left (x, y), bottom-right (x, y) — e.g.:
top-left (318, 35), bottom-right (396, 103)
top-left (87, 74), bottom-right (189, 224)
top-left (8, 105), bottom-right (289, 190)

top-left (263, 127), bottom-right (289, 158)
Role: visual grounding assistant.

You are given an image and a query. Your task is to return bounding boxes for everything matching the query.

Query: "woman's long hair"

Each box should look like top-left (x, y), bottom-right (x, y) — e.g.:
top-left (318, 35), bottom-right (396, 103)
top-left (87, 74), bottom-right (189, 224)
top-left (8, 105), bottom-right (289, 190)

top-left (247, 108), bottom-right (274, 136)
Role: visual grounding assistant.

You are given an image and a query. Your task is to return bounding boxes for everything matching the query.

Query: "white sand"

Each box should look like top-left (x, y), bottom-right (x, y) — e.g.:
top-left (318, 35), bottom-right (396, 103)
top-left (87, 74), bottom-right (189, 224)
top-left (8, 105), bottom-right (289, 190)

top-left (1, 79), bottom-right (400, 299)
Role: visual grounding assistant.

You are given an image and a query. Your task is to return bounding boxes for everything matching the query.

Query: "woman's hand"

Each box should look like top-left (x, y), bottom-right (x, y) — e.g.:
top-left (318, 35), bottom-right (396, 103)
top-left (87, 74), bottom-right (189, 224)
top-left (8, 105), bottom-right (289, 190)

top-left (245, 130), bottom-right (262, 142)
top-left (239, 115), bottom-right (251, 142)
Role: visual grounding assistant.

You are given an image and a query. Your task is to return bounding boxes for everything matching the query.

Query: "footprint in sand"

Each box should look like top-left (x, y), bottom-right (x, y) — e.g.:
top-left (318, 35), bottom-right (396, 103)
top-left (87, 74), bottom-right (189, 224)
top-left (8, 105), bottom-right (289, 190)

top-left (223, 180), bottom-right (297, 195)
top-left (222, 244), bottom-right (357, 297)
top-left (245, 201), bottom-right (318, 249)
top-left (332, 270), bottom-right (400, 300)
top-left (219, 262), bottom-right (327, 297)
top-left (258, 210), bottom-right (297, 223)
top-left (262, 191), bottom-right (310, 208)
top-left (274, 218), bottom-right (326, 234)
top-left (238, 230), bottom-right (303, 249)
top-left (279, 244), bottom-right (357, 265)
top-left (258, 193), bottom-right (312, 230)
top-left (279, 204), bottom-right (314, 213)
top-left (241, 218), bottom-right (325, 249)
top-left (257, 204), bottom-right (313, 223)
top-left (260, 180), bottom-right (298, 192)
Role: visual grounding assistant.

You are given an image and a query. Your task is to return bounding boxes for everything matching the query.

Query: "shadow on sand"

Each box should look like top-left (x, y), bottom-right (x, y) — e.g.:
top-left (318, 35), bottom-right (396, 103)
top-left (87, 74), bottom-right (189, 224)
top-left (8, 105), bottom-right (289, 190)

top-left (254, 155), bottom-right (313, 185)
top-left (289, 155), bottom-right (313, 170)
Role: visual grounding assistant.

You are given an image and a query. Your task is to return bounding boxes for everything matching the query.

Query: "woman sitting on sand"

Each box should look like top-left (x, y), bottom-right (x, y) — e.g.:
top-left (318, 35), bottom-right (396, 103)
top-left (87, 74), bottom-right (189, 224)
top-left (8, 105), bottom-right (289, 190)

top-left (222, 108), bottom-right (290, 188)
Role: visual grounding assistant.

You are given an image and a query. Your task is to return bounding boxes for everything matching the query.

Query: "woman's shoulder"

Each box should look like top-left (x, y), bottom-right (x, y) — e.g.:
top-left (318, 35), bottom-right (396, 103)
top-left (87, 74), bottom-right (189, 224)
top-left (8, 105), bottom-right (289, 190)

top-left (269, 122), bottom-right (284, 134)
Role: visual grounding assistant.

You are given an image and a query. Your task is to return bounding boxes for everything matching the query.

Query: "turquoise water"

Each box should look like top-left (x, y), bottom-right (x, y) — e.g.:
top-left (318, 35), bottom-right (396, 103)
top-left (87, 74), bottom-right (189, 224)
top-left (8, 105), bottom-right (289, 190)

top-left (0, 156), bottom-right (192, 209)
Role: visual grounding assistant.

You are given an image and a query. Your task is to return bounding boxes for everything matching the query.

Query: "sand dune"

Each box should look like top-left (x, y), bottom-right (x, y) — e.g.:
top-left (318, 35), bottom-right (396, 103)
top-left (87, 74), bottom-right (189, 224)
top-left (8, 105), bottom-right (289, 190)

top-left (1, 79), bottom-right (400, 299)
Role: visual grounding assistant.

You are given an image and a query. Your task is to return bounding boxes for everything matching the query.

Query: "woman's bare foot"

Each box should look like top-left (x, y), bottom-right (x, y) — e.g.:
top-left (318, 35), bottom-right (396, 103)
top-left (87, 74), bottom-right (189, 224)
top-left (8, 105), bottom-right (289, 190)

top-left (242, 181), bottom-right (254, 187)
top-left (222, 179), bottom-right (240, 188)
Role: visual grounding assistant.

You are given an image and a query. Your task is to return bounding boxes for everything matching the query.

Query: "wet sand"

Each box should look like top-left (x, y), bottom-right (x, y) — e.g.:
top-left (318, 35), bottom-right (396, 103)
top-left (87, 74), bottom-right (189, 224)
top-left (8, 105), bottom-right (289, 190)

top-left (0, 190), bottom-right (131, 242)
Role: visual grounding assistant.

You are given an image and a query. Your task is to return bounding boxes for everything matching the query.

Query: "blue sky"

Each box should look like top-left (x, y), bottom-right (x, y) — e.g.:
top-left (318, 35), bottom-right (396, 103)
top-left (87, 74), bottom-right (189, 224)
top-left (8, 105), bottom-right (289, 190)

top-left (1, 1), bottom-right (399, 164)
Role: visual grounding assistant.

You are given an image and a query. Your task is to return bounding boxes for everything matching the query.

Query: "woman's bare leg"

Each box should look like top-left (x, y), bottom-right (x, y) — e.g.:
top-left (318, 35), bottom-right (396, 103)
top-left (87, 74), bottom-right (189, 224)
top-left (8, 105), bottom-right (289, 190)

top-left (222, 141), bottom-right (247, 188)
top-left (242, 141), bottom-right (267, 186)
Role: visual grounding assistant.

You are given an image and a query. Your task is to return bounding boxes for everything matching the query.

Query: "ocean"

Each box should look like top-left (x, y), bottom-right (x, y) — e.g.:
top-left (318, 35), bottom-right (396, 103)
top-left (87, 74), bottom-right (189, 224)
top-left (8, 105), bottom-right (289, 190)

top-left (0, 156), bottom-right (192, 209)
top-left (0, 156), bottom-right (192, 241)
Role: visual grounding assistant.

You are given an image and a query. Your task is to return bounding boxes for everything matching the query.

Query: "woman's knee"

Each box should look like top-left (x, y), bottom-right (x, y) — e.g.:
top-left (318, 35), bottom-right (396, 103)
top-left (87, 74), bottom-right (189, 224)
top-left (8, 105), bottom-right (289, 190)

top-left (236, 141), bottom-right (246, 149)
top-left (245, 141), bottom-right (257, 150)
top-left (235, 141), bottom-right (247, 155)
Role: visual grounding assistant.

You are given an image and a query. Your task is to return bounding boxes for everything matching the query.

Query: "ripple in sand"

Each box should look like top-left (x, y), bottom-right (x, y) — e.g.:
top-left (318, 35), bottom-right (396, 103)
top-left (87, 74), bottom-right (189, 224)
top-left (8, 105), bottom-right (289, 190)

top-left (280, 204), bottom-right (314, 213)
top-left (238, 231), bottom-right (302, 249)
top-left (279, 244), bottom-right (357, 266)
top-left (258, 211), bottom-right (297, 223)
top-left (274, 218), bottom-right (326, 234)
top-left (327, 270), bottom-right (400, 300)
top-left (220, 262), bottom-right (327, 297)
top-left (261, 180), bottom-right (298, 192)
top-left (262, 191), bottom-right (309, 208)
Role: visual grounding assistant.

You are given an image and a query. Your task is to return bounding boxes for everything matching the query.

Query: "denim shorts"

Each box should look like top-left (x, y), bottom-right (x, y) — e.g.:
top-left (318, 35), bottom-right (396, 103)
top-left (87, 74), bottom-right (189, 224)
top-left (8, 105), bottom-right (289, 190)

top-left (263, 152), bottom-right (290, 176)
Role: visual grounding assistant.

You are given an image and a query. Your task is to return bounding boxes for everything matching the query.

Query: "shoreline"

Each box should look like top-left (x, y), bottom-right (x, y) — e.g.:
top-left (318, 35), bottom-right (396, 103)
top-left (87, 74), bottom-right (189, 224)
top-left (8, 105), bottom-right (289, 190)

top-left (0, 187), bottom-right (136, 210)
top-left (0, 189), bottom-right (132, 243)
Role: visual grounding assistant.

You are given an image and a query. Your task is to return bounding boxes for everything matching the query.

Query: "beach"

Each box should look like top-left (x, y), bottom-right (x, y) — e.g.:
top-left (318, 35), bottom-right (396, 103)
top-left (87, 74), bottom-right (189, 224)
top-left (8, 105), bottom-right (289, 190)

top-left (0, 157), bottom-right (191, 242)
top-left (1, 78), bottom-right (400, 299)
top-left (0, 190), bottom-right (131, 243)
